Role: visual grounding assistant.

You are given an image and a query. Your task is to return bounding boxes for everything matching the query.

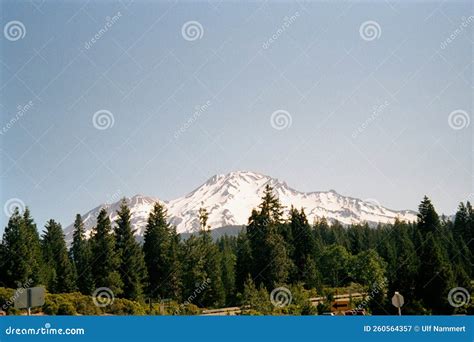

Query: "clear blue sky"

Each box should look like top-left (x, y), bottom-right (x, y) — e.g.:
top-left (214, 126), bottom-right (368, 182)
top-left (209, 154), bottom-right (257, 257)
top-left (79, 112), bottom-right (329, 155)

top-left (1, 0), bottom-right (472, 233)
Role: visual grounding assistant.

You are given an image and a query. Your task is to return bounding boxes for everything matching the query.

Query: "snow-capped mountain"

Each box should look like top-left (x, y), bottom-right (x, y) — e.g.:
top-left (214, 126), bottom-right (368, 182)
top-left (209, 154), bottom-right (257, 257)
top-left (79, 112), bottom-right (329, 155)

top-left (64, 171), bottom-right (417, 241)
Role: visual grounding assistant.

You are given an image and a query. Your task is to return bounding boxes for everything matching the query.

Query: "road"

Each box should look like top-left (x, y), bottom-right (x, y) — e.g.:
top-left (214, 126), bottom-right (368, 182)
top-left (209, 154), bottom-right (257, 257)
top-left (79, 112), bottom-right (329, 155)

top-left (200, 292), bottom-right (367, 315)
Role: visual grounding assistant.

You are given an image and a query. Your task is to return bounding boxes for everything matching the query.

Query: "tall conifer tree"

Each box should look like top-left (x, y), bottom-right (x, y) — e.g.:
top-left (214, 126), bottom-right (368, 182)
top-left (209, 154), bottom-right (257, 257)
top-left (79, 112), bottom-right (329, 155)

top-left (42, 219), bottom-right (76, 293)
top-left (114, 199), bottom-right (146, 300)
top-left (143, 203), bottom-right (182, 300)
top-left (90, 208), bottom-right (122, 295)
top-left (70, 214), bottom-right (94, 294)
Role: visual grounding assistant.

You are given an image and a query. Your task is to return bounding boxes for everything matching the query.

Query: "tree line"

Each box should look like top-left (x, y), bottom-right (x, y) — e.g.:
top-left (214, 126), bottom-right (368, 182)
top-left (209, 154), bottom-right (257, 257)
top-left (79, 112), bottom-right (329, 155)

top-left (0, 185), bottom-right (472, 314)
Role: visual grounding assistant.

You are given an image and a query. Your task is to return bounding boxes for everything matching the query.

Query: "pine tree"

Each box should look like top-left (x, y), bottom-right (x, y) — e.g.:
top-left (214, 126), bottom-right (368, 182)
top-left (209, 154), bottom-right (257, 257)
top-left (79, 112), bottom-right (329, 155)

top-left (417, 232), bottom-right (455, 314)
top-left (389, 221), bottom-right (419, 300)
top-left (1, 207), bottom-right (46, 288)
top-left (454, 202), bottom-right (473, 254)
top-left (235, 232), bottom-right (253, 294)
top-left (246, 185), bottom-right (293, 289)
top-left (199, 230), bottom-right (225, 307)
top-left (240, 275), bottom-right (271, 314)
top-left (301, 255), bottom-right (322, 290)
top-left (90, 208), bottom-right (123, 295)
top-left (180, 208), bottom-right (226, 308)
top-left (265, 232), bottom-right (292, 288)
top-left (70, 214), bottom-right (94, 294)
top-left (454, 202), bottom-right (468, 236)
top-left (1, 208), bottom-right (33, 287)
top-left (143, 203), bottom-right (182, 300)
top-left (220, 239), bottom-right (236, 305)
top-left (22, 208), bottom-right (45, 285)
top-left (417, 196), bottom-right (440, 235)
top-left (288, 207), bottom-right (317, 284)
top-left (114, 199), bottom-right (146, 300)
top-left (182, 235), bottom-right (206, 302)
top-left (42, 219), bottom-right (76, 293)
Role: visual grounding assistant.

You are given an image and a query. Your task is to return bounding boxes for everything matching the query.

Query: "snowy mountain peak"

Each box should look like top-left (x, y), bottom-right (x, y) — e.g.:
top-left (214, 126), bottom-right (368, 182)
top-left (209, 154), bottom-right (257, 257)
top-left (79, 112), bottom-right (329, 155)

top-left (64, 171), bottom-right (418, 241)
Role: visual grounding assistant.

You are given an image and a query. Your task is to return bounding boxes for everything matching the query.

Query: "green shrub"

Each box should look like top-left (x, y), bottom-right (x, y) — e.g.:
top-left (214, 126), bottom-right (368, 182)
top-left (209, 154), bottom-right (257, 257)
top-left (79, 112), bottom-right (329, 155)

top-left (0, 287), bottom-right (15, 314)
top-left (43, 300), bottom-right (59, 315)
top-left (105, 298), bottom-right (146, 315)
top-left (57, 302), bottom-right (76, 315)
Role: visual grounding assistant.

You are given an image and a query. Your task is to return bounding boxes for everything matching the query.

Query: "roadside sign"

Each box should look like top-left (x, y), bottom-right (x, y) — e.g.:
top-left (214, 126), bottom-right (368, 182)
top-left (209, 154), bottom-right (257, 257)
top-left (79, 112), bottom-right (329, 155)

top-left (391, 292), bottom-right (404, 308)
top-left (29, 287), bottom-right (45, 307)
top-left (14, 287), bottom-right (45, 314)
top-left (391, 291), bottom-right (404, 316)
top-left (13, 289), bottom-right (28, 309)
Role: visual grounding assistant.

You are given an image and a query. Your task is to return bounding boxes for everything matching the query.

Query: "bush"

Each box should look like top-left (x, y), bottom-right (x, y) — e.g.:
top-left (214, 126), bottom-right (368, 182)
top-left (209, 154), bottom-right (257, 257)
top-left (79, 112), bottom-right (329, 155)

top-left (74, 298), bottom-right (101, 315)
top-left (58, 302), bottom-right (76, 315)
top-left (0, 288), bottom-right (15, 314)
top-left (0, 288), bottom-right (206, 316)
top-left (105, 298), bottom-right (146, 315)
top-left (43, 300), bottom-right (59, 315)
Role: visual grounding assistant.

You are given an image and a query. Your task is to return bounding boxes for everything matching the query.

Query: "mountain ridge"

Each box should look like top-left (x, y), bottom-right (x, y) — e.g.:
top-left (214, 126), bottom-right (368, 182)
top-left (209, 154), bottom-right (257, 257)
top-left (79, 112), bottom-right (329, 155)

top-left (64, 171), bottom-right (418, 241)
